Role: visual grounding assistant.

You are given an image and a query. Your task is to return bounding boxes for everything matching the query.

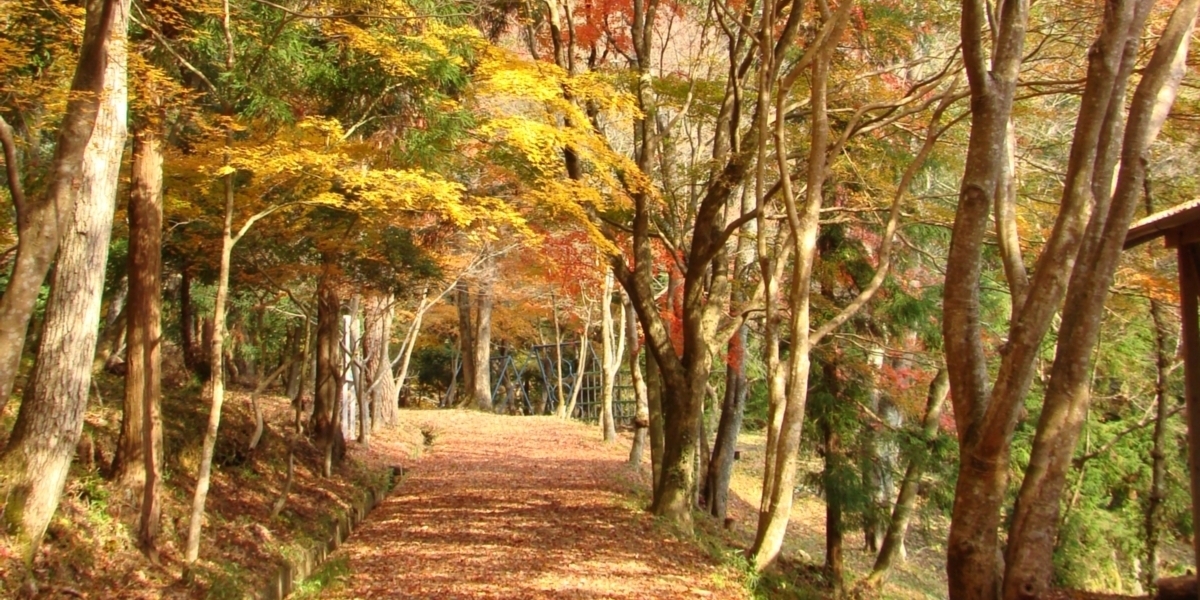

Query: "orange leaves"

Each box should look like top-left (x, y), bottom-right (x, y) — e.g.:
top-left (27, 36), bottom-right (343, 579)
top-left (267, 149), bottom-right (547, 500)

top-left (540, 230), bottom-right (606, 299)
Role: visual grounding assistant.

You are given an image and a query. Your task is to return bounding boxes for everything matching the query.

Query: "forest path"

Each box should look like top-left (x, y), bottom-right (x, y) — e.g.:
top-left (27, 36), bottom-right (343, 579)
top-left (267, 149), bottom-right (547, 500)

top-left (318, 409), bottom-right (749, 600)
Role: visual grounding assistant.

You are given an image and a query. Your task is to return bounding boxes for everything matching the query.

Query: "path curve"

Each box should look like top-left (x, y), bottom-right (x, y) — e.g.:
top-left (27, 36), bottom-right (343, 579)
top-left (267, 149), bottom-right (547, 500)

top-left (319, 410), bottom-right (748, 600)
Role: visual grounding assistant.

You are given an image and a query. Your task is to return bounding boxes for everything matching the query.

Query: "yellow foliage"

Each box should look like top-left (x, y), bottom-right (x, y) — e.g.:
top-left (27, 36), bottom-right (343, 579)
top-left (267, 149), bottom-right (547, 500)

top-left (469, 45), bottom-right (654, 244)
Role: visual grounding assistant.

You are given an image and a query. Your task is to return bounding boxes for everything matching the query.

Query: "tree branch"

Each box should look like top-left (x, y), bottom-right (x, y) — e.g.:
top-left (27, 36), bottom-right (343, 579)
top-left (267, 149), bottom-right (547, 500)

top-left (0, 115), bottom-right (25, 220)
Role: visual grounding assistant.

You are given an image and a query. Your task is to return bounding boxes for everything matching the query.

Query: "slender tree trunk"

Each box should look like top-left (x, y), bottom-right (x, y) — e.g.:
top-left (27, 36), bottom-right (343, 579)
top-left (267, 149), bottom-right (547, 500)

top-left (342, 295), bottom-right (362, 443)
top-left (645, 342), bottom-right (665, 497)
top-left (184, 114), bottom-right (236, 565)
top-left (552, 291), bottom-right (568, 417)
top-left (94, 278), bottom-right (128, 371)
top-left (861, 344), bottom-right (887, 552)
top-left (0, 0), bottom-right (128, 570)
top-left (704, 325), bottom-right (747, 520)
top-left (394, 285), bottom-right (430, 410)
top-left (562, 313), bottom-right (593, 420)
top-left (179, 266), bottom-right (207, 378)
top-left (600, 271), bottom-right (620, 442)
top-left (285, 319), bottom-right (304, 400)
top-left (472, 257), bottom-right (494, 411)
top-left (626, 292), bottom-right (650, 466)
top-left (1146, 298), bottom-right (1172, 588)
top-left (292, 322), bottom-right (312, 432)
top-left (867, 368), bottom-right (949, 585)
top-left (0, 0), bottom-right (127, 416)
top-left (751, 27), bottom-right (835, 570)
top-left (456, 280), bottom-right (475, 408)
top-left (823, 414), bottom-right (845, 597)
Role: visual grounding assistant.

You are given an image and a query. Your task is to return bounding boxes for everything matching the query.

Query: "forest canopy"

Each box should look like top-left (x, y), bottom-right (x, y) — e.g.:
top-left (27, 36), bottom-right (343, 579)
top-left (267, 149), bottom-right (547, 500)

top-left (1, 0), bottom-right (1200, 597)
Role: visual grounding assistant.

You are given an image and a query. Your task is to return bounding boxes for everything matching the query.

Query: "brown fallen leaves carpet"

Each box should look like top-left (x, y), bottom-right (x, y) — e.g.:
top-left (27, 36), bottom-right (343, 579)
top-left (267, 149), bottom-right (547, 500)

top-left (319, 410), bottom-right (749, 600)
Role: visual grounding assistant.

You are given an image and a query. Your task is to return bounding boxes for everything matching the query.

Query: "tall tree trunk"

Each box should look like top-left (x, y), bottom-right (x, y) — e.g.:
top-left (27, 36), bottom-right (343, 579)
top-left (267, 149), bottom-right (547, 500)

top-left (456, 280), bottom-right (475, 408)
top-left (363, 292), bottom-right (396, 430)
top-left (704, 325), bottom-right (746, 520)
top-left (393, 285), bottom-right (430, 411)
top-left (823, 414), bottom-right (845, 597)
top-left (471, 257), bottom-right (494, 411)
top-left (1145, 297), bottom-right (1172, 589)
top-left (600, 271), bottom-right (620, 442)
top-left (562, 313), bottom-right (593, 420)
top-left (285, 318), bottom-right (305, 400)
top-left (184, 111), bottom-right (237, 565)
top-left (132, 118), bottom-right (164, 561)
top-left (867, 368), bottom-right (949, 585)
top-left (179, 266), bottom-right (207, 378)
top-left (1003, 7), bottom-right (1195, 597)
top-left (626, 292), bottom-right (650, 466)
top-left (645, 341), bottom-right (666, 498)
top-left (347, 295), bottom-right (365, 445)
top-left (861, 344), bottom-right (888, 552)
top-left (751, 24), bottom-right (837, 569)
top-left (311, 254), bottom-right (343, 477)
top-left (0, 0), bottom-right (126, 415)
top-left (0, 0), bottom-right (128, 566)
top-left (113, 118), bottom-right (164, 498)
top-left (552, 291), bottom-right (568, 417)
top-left (291, 321), bottom-right (312, 432)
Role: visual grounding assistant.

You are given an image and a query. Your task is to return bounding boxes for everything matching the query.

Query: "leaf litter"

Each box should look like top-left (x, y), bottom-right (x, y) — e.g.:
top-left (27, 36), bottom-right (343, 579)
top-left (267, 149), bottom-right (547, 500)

top-left (319, 409), bottom-right (750, 600)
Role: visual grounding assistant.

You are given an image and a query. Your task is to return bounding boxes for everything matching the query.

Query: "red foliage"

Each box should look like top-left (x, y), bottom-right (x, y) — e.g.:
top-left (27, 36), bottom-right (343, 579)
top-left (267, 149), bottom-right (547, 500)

top-left (541, 230), bottom-right (605, 298)
top-left (726, 329), bottom-right (744, 371)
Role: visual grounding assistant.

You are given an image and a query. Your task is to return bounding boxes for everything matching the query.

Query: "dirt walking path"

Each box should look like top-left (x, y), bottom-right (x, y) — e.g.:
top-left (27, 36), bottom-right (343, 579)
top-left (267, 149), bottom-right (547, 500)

top-left (318, 410), bottom-right (749, 600)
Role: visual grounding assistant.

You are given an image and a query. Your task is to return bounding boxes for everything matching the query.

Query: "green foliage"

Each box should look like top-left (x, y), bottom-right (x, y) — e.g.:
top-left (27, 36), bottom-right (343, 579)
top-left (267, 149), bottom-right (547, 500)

top-left (411, 343), bottom-right (456, 389)
top-left (292, 555), bottom-right (350, 598)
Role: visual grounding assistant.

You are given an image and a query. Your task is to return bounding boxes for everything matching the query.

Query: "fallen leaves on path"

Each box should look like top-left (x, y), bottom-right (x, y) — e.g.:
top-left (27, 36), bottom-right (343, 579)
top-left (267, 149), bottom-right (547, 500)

top-left (320, 410), bottom-right (749, 600)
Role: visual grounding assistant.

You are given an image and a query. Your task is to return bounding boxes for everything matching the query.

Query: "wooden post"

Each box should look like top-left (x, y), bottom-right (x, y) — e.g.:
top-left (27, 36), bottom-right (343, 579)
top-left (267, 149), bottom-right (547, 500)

top-left (1175, 241), bottom-right (1200, 584)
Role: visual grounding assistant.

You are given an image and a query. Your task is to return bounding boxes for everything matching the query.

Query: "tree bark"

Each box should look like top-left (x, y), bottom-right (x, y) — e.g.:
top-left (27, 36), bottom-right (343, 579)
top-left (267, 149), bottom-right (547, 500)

top-left (471, 257), bottom-right (494, 411)
top-left (562, 313), bottom-right (593, 420)
top-left (311, 254), bottom-right (344, 477)
top-left (456, 280), bottom-right (475, 408)
top-left (179, 265), bottom-right (208, 378)
top-left (0, 0), bottom-right (126, 415)
top-left (94, 275), bottom-right (128, 372)
top-left (940, 0), bottom-right (1032, 594)
top-left (600, 271), bottom-right (621, 442)
top-left (626, 292), bottom-right (650, 466)
top-left (1003, 5), bottom-right (1195, 597)
top-left (751, 23), bottom-right (837, 570)
top-left (132, 118), bottom-right (166, 559)
top-left (704, 325), bottom-right (746, 520)
top-left (185, 117), bottom-right (236, 565)
top-left (113, 118), bottom-right (164, 502)
top-left (393, 285), bottom-right (430, 410)
top-left (0, 0), bottom-right (128, 564)
top-left (645, 340), bottom-right (666, 497)
top-left (861, 343), bottom-right (888, 553)
top-left (285, 318), bottom-right (305, 401)
top-left (363, 292), bottom-right (396, 430)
